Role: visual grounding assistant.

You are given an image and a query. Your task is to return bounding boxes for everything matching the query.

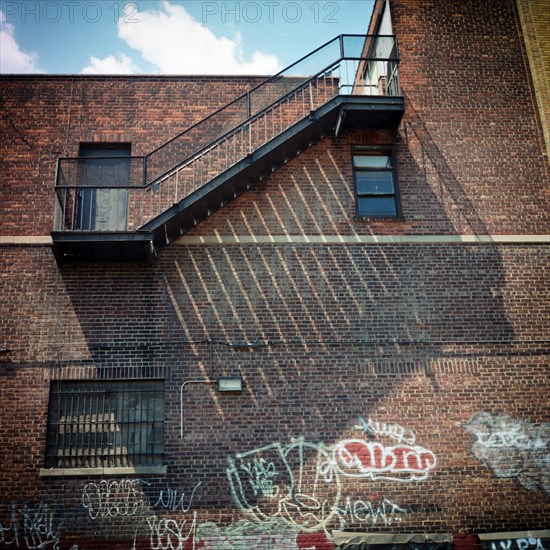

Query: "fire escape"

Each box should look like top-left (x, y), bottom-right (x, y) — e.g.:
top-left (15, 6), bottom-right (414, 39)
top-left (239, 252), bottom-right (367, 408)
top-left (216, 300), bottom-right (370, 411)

top-left (52, 35), bottom-right (404, 262)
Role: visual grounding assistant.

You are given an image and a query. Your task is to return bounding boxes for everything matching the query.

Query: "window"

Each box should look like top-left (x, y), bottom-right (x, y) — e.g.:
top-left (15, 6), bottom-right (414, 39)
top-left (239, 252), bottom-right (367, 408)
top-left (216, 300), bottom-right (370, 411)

top-left (76, 143), bottom-right (131, 231)
top-left (353, 150), bottom-right (400, 218)
top-left (45, 380), bottom-right (164, 469)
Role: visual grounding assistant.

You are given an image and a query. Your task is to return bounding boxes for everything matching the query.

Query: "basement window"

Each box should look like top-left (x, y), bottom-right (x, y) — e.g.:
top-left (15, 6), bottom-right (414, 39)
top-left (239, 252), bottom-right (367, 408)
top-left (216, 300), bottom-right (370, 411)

top-left (353, 149), bottom-right (400, 218)
top-left (44, 380), bottom-right (164, 469)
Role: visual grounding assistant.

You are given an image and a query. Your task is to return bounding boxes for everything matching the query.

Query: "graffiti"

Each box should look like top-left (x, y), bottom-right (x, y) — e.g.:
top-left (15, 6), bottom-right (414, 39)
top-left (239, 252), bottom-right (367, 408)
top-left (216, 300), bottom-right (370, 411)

top-left (0, 500), bottom-right (92, 549)
top-left (239, 458), bottom-right (280, 499)
top-left (146, 513), bottom-right (197, 550)
top-left (227, 438), bottom-right (340, 533)
top-left (463, 412), bottom-right (550, 495)
top-left (82, 479), bottom-right (148, 519)
top-left (0, 501), bottom-right (61, 550)
top-left (196, 519), bottom-right (331, 550)
top-left (335, 496), bottom-right (406, 526)
top-left (197, 518), bottom-right (297, 550)
top-left (0, 504), bottom-right (18, 547)
top-left (0, 417), bottom-right (430, 547)
top-left (356, 416), bottom-right (416, 445)
top-left (228, 420), bottom-right (434, 533)
top-left (154, 482), bottom-right (202, 512)
top-left (487, 538), bottom-right (546, 550)
top-left (328, 439), bottom-right (437, 482)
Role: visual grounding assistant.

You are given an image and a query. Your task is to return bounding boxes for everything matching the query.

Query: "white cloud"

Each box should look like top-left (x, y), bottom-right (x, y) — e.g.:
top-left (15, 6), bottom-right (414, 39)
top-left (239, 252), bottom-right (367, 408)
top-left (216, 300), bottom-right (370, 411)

top-left (117, 1), bottom-right (281, 75)
top-left (0, 10), bottom-right (42, 73)
top-left (81, 53), bottom-right (140, 75)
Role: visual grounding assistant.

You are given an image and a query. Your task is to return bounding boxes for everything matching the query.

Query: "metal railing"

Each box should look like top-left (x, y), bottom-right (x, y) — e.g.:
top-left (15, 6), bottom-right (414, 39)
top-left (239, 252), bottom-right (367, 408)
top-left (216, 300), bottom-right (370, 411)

top-left (54, 35), bottom-right (400, 233)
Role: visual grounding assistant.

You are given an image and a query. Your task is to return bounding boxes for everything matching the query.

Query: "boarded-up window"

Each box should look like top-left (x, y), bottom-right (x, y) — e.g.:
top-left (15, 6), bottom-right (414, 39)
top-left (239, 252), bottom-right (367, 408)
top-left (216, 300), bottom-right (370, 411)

top-left (45, 380), bottom-right (164, 469)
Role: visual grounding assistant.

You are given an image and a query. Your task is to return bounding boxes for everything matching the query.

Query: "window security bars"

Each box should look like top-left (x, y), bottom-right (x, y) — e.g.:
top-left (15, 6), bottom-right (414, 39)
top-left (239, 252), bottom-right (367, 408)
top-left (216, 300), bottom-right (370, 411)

top-left (54, 35), bottom-right (401, 233)
top-left (45, 380), bottom-right (164, 469)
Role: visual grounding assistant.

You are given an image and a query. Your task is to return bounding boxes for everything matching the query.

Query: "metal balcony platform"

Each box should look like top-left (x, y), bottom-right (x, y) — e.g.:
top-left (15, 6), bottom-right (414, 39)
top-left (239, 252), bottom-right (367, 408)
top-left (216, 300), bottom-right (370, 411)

top-left (51, 231), bottom-right (155, 263)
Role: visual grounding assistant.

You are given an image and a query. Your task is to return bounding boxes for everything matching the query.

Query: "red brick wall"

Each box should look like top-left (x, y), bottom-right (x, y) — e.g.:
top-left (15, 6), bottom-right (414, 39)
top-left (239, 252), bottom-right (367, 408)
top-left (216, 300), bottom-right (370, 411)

top-left (1, 0), bottom-right (549, 548)
top-left (390, 0), bottom-right (549, 234)
top-left (0, 243), bottom-right (549, 548)
top-left (0, 75), bottom-right (266, 236)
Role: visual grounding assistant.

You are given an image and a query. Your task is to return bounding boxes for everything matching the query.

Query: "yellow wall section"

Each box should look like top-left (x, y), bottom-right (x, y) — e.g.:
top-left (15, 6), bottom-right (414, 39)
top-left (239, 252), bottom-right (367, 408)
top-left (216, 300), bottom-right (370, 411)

top-left (517, 0), bottom-right (550, 157)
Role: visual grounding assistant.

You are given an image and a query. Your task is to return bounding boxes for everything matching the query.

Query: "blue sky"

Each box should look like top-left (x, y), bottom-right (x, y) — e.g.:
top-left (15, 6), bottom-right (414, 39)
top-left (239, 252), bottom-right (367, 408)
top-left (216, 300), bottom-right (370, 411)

top-left (0, 0), bottom-right (374, 74)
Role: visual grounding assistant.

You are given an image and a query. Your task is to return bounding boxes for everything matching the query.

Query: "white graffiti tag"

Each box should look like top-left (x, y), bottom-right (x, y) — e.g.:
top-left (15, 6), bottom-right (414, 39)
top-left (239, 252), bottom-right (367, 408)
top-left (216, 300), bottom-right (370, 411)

top-left (240, 458), bottom-right (279, 498)
top-left (147, 513), bottom-right (197, 550)
top-left (82, 479), bottom-right (148, 519)
top-left (463, 412), bottom-right (550, 495)
top-left (155, 482), bottom-right (202, 512)
top-left (336, 497), bottom-right (406, 526)
top-left (324, 439), bottom-right (437, 482)
top-left (0, 502), bottom-right (61, 550)
top-left (227, 438), bottom-right (340, 533)
top-left (355, 417), bottom-right (416, 445)
top-left (488, 538), bottom-right (546, 550)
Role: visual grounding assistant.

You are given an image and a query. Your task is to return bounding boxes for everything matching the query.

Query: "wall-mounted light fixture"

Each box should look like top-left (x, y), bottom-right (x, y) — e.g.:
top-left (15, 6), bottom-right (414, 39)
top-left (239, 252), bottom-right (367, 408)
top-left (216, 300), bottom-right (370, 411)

top-left (218, 376), bottom-right (242, 392)
top-left (180, 376), bottom-right (243, 438)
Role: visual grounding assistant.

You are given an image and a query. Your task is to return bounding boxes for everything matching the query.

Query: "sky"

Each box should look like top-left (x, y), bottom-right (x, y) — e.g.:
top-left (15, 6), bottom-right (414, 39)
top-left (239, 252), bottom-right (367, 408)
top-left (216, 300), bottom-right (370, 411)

top-left (0, 0), bottom-right (375, 75)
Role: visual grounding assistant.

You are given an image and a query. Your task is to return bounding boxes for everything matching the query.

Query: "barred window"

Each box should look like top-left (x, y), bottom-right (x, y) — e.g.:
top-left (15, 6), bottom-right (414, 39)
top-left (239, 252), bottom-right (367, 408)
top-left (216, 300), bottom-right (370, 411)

top-left (45, 380), bottom-right (164, 469)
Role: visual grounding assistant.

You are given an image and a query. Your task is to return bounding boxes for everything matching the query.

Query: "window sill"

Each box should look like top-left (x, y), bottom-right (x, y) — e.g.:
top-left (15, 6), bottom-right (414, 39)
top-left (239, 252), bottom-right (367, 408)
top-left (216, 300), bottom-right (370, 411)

top-left (354, 215), bottom-right (404, 221)
top-left (39, 466), bottom-right (166, 477)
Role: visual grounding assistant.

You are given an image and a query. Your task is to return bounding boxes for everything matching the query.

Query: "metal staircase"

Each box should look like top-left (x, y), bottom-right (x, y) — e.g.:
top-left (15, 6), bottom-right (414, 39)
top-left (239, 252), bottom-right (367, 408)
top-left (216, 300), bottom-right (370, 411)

top-left (52, 35), bottom-right (404, 262)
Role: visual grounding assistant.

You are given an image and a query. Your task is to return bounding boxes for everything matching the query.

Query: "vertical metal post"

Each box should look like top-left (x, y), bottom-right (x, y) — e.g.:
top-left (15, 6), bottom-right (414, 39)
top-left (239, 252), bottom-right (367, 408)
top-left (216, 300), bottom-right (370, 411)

top-left (53, 158), bottom-right (60, 228)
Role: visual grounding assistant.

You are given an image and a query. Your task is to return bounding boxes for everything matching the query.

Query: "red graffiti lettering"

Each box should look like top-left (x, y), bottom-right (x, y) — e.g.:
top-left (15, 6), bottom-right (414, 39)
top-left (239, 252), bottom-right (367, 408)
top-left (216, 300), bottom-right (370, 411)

top-left (334, 439), bottom-right (436, 481)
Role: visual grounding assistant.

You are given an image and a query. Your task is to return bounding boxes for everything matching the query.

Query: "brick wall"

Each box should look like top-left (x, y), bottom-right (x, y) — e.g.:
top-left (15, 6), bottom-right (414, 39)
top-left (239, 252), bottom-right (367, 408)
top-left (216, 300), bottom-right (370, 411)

top-left (0, 0), bottom-right (549, 548)
top-left (1, 243), bottom-right (549, 548)
top-left (0, 75), bottom-right (266, 236)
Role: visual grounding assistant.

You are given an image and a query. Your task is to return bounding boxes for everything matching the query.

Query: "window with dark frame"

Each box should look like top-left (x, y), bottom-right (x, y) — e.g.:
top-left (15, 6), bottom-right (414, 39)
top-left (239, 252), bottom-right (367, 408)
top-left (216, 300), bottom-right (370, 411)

top-left (353, 149), bottom-right (400, 218)
top-left (45, 380), bottom-right (164, 469)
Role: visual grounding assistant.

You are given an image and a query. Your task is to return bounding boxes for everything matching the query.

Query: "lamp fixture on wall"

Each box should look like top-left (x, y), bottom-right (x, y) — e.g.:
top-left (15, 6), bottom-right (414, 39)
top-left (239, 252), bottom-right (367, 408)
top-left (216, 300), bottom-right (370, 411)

top-left (217, 376), bottom-right (242, 392)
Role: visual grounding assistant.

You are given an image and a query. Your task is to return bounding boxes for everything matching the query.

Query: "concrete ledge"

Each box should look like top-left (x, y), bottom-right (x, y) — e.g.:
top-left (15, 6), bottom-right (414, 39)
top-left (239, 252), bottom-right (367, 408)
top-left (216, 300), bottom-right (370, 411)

top-left (0, 236), bottom-right (53, 245)
top-left (332, 532), bottom-right (453, 545)
top-left (39, 466), bottom-right (166, 477)
top-left (2, 234), bottom-right (549, 247)
top-left (478, 531), bottom-right (550, 541)
top-left (175, 234), bottom-right (550, 245)
top-left (331, 531), bottom-right (550, 546)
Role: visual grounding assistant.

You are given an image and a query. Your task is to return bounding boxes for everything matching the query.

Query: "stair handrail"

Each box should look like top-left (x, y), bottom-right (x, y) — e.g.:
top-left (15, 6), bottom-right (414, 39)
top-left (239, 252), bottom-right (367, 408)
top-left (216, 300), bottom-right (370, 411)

top-left (143, 34), bottom-right (397, 186)
top-left (145, 35), bottom-right (342, 161)
top-left (145, 60), bottom-right (344, 191)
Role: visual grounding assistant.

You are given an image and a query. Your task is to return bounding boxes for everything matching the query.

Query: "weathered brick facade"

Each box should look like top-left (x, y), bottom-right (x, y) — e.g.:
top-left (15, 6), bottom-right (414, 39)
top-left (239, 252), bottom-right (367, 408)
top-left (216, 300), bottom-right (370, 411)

top-left (0, 1), bottom-right (549, 549)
